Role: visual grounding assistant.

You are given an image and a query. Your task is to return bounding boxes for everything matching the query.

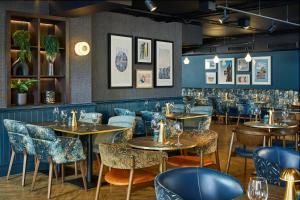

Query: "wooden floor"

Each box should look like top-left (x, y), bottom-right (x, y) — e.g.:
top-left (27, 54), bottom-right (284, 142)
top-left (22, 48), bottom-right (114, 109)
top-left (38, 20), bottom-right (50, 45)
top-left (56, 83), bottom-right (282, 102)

top-left (0, 123), bottom-right (255, 200)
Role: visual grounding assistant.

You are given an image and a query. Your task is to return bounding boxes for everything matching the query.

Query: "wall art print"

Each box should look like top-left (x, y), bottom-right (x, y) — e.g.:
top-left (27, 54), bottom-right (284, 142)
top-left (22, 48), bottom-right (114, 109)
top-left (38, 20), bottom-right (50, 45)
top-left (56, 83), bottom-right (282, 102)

top-left (155, 40), bottom-right (173, 87)
top-left (218, 58), bottom-right (235, 84)
top-left (237, 58), bottom-right (249, 71)
top-left (136, 37), bottom-right (152, 64)
top-left (236, 74), bottom-right (250, 85)
top-left (252, 56), bottom-right (271, 85)
top-left (108, 34), bottom-right (133, 88)
top-left (206, 72), bottom-right (217, 84)
top-left (136, 69), bottom-right (153, 88)
top-left (205, 59), bottom-right (216, 70)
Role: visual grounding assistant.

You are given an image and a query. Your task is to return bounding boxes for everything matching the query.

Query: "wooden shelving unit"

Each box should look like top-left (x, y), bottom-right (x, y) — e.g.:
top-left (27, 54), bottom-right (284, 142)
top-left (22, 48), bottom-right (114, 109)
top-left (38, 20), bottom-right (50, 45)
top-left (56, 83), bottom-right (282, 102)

top-left (6, 11), bottom-right (69, 107)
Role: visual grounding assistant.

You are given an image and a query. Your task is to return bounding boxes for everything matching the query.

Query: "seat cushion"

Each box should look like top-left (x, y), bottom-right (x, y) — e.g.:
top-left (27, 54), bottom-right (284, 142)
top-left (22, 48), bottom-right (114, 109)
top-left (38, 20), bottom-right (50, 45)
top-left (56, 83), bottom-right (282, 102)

top-left (167, 155), bottom-right (213, 167)
top-left (104, 169), bottom-right (155, 186)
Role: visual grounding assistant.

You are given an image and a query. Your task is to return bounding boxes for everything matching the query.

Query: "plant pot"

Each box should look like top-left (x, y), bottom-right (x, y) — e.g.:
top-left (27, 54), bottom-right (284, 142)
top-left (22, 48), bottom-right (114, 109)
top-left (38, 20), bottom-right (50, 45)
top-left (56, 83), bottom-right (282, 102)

top-left (17, 93), bottom-right (27, 106)
top-left (48, 62), bottom-right (54, 76)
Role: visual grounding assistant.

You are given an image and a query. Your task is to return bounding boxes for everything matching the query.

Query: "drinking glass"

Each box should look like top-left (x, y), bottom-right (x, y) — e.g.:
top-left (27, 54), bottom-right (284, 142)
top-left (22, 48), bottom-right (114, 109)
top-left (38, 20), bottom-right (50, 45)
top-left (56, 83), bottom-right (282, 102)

top-left (155, 102), bottom-right (161, 112)
top-left (79, 110), bottom-right (86, 127)
top-left (174, 122), bottom-right (183, 146)
top-left (91, 113), bottom-right (99, 131)
top-left (53, 107), bottom-right (59, 123)
top-left (247, 177), bottom-right (268, 200)
top-left (144, 100), bottom-right (149, 111)
top-left (282, 109), bottom-right (289, 123)
top-left (253, 107), bottom-right (261, 122)
top-left (60, 110), bottom-right (68, 127)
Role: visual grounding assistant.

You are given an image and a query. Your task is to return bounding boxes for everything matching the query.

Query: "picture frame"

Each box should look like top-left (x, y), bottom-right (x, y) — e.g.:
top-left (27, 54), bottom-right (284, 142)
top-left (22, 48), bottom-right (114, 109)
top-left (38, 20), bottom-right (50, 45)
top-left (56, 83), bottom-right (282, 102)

top-left (206, 72), bottom-right (217, 84)
top-left (237, 58), bottom-right (250, 71)
top-left (135, 37), bottom-right (152, 64)
top-left (236, 74), bottom-right (250, 85)
top-left (136, 69), bottom-right (153, 88)
top-left (155, 40), bottom-right (174, 87)
top-left (252, 56), bottom-right (271, 85)
top-left (108, 34), bottom-right (133, 88)
top-left (218, 58), bottom-right (235, 84)
top-left (205, 59), bottom-right (216, 70)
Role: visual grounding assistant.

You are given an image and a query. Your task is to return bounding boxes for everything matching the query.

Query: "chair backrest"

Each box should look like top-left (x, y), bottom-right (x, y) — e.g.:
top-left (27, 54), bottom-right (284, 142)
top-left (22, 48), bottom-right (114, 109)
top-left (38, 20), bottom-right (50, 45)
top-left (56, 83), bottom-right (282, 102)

top-left (172, 104), bottom-right (185, 113)
top-left (108, 115), bottom-right (135, 128)
top-left (235, 128), bottom-right (266, 147)
top-left (188, 130), bottom-right (218, 155)
top-left (3, 119), bottom-right (35, 155)
top-left (155, 167), bottom-right (244, 200)
top-left (190, 106), bottom-right (213, 116)
top-left (78, 112), bottom-right (102, 124)
top-left (140, 111), bottom-right (155, 122)
top-left (113, 108), bottom-right (135, 116)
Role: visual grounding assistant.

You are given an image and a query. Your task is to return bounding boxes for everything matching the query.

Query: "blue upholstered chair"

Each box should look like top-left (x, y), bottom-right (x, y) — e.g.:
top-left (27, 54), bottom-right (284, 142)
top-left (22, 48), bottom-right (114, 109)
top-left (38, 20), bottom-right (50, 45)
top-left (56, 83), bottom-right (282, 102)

top-left (140, 111), bottom-right (155, 136)
top-left (253, 147), bottom-right (300, 186)
top-left (25, 124), bottom-right (87, 199)
top-left (155, 167), bottom-right (244, 200)
top-left (3, 119), bottom-right (35, 186)
top-left (113, 108), bottom-right (144, 136)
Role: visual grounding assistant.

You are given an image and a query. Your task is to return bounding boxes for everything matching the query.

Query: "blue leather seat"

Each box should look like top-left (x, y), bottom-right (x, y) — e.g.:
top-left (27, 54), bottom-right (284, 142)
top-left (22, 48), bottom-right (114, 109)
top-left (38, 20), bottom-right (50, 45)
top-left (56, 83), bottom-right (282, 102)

top-left (253, 147), bottom-right (300, 186)
top-left (155, 167), bottom-right (244, 200)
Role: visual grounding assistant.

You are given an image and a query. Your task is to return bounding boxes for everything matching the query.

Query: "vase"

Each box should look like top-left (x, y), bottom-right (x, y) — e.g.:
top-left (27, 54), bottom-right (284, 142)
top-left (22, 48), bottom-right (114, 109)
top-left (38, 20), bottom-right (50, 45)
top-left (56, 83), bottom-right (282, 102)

top-left (48, 62), bottom-right (54, 76)
top-left (17, 93), bottom-right (27, 106)
top-left (12, 58), bottom-right (29, 76)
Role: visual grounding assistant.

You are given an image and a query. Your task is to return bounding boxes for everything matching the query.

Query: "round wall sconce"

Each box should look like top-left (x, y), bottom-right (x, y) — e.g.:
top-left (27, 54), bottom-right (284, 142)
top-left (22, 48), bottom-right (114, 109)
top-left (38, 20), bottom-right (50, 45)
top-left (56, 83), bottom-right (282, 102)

top-left (74, 42), bottom-right (90, 56)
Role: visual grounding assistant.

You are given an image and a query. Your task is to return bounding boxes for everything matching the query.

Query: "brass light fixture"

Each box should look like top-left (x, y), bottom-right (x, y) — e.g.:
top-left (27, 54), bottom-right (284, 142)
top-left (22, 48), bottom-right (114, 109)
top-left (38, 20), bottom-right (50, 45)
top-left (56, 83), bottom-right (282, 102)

top-left (280, 168), bottom-right (300, 200)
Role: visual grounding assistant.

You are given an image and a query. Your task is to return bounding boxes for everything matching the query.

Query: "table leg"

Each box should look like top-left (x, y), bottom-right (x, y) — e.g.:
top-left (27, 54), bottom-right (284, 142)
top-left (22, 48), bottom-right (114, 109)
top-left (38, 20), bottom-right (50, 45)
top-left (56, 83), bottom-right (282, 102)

top-left (87, 134), bottom-right (93, 183)
top-left (159, 150), bottom-right (166, 173)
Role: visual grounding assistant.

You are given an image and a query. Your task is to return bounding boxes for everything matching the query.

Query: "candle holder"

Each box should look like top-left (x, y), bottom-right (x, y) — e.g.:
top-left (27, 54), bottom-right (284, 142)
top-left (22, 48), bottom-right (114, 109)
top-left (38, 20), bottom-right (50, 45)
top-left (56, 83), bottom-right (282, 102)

top-left (280, 168), bottom-right (300, 200)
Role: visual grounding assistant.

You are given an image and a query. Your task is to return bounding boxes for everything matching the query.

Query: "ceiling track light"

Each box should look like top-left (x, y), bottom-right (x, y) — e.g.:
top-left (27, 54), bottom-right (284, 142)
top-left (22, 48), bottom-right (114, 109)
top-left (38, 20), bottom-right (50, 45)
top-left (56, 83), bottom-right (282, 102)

top-left (145, 0), bottom-right (157, 12)
top-left (219, 9), bottom-right (229, 24)
top-left (183, 57), bottom-right (190, 65)
top-left (245, 52), bottom-right (252, 62)
top-left (213, 55), bottom-right (220, 64)
top-left (268, 21), bottom-right (277, 33)
top-left (238, 18), bottom-right (250, 29)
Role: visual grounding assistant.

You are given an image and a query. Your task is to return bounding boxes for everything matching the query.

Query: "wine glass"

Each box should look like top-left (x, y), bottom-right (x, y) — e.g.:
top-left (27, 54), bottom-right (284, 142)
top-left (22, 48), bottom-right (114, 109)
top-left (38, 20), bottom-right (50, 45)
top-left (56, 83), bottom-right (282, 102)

top-left (60, 110), bottom-right (68, 127)
top-left (247, 177), bottom-right (268, 200)
top-left (144, 100), bottom-right (149, 111)
top-left (174, 122), bottom-right (183, 146)
top-left (79, 110), bottom-right (86, 127)
top-left (155, 102), bottom-right (161, 112)
top-left (282, 109), bottom-right (289, 123)
top-left (253, 106), bottom-right (261, 122)
top-left (53, 107), bottom-right (59, 123)
top-left (91, 113), bottom-right (99, 131)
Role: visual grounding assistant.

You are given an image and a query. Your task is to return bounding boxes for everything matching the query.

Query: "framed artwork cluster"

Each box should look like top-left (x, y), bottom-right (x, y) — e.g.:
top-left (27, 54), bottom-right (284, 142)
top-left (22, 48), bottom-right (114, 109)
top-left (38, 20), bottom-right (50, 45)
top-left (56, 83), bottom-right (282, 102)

top-left (204, 56), bottom-right (271, 86)
top-left (108, 33), bottom-right (173, 89)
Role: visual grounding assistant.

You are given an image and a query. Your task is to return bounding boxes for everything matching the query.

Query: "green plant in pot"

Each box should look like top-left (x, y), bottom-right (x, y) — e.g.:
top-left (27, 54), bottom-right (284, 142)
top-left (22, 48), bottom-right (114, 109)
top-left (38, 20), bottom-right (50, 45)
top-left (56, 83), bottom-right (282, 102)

top-left (43, 35), bottom-right (59, 76)
top-left (12, 30), bottom-right (32, 76)
top-left (11, 79), bottom-right (37, 106)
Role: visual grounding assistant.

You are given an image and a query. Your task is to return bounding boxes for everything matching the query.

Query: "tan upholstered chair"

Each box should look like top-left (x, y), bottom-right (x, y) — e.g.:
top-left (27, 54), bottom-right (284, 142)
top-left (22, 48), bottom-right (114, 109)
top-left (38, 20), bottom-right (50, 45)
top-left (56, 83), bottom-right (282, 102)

top-left (95, 143), bottom-right (167, 200)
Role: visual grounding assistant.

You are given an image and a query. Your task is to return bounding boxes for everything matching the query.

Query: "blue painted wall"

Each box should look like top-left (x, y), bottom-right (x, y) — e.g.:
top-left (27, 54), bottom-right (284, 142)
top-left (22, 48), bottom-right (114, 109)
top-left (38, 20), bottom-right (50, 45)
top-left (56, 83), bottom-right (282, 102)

top-left (182, 50), bottom-right (300, 90)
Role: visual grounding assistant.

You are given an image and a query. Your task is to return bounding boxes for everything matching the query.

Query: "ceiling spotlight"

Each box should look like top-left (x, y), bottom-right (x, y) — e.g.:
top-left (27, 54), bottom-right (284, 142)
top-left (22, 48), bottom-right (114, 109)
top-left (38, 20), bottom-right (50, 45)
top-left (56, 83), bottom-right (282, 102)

top-left (245, 52), bottom-right (252, 62)
top-left (219, 9), bottom-right (229, 24)
top-left (238, 18), bottom-right (250, 29)
top-left (183, 57), bottom-right (190, 65)
top-left (268, 21), bottom-right (277, 33)
top-left (145, 0), bottom-right (157, 12)
top-left (213, 55), bottom-right (220, 64)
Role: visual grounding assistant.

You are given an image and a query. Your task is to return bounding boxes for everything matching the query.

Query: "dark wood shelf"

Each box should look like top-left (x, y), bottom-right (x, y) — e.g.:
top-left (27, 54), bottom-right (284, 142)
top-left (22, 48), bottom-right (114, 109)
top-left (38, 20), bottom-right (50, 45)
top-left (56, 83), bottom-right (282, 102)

top-left (11, 46), bottom-right (38, 50)
top-left (11, 75), bottom-right (37, 79)
top-left (40, 75), bottom-right (65, 79)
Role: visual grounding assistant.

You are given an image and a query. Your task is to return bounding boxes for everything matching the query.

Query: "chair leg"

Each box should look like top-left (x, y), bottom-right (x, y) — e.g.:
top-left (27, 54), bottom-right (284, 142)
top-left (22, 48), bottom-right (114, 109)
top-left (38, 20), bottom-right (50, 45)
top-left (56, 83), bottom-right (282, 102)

top-left (53, 164), bottom-right (58, 181)
top-left (215, 150), bottom-right (221, 171)
top-left (74, 161), bottom-right (78, 176)
top-left (31, 159), bottom-right (40, 191)
top-left (244, 158), bottom-right (247, 175)
top-left (22, 151), bottom-right (28, 186)
top-left (61, 164), bottom-right (64, 184)
top-left (200, 150), bottom-right (203, 167)
top-left (126, 169), bottom-right (134, 200)
top-left (95, 163), bottom-right (104, 200)
top-left (7, 150), bottom-right (15, 180)
top-left (48, 161), bottom-right (53, 199)
top-left (80, 160), bottom-right (87, 191)
top-left (237, 115), bottom-right (240, 126)
top-left (95, 153), bottom-right (101, 168)
top-left (226, 131), bottom-right (235, 173)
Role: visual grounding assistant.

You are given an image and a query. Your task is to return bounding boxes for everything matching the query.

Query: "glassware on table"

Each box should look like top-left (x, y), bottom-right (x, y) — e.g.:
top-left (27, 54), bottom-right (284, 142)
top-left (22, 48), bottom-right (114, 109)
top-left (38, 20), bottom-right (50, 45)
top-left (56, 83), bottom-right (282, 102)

top-left (253, 106), bottom-right (261, 122)
top-left (60, 110), bottom-right (68, 127)
top-left (247, 177), bottom-right (268, 200)
top-left (91, 113), bottom-right (99, 131)
top-left (174, 122), bottom-right (183, 146)
top-left (53, 107), bottom-right (59, 123)
top-left (79, 110), bottom-right (86, 127)
top-left (282, 109), bottom-right (289, 123)
top-left (155, 102), bottom-right (161, 112)
top-left (144, 100), bottom-right (149, 111)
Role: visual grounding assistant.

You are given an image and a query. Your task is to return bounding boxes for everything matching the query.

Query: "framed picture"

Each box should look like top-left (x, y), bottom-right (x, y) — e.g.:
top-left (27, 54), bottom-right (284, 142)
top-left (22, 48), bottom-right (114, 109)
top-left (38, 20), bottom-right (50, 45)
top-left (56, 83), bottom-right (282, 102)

top-left (236, 74), bottom-right (250, 85)
top-left (237, 58), bottom-right (249, 71)
top-left (218, 58), bottom-right (235, 84)
top-left (136, 69), bottom-right (153, 88)
top-left (155, 40), bottom-right (173, 87)
top-left (206, 72), bottom-right (217, 84)
top-left (108, 34), bottom-right (133, 88)
top-left (136, 37), bottom-right (152, 64)
top-left (252, 56), bottom-right (271, 85)
top-left (205, 59), bottom-right (216, 70)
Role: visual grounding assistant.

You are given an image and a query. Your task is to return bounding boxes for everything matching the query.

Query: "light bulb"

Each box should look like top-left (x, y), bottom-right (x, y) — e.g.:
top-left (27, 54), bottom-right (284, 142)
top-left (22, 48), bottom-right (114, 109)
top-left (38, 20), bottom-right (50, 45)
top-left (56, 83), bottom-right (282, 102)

top-left (213, 55), bottom-right (220, 63)
top-left (245, 52), bottom-right (252, 62)
top-left (183, 57), bottom-right (190, 65)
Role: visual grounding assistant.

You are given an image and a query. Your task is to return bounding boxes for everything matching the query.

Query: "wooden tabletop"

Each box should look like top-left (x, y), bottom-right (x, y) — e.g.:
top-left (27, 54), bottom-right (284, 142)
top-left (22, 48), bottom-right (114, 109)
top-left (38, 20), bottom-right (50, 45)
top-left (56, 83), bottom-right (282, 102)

top-left (166, 113), bottom-right (208, 120)
top-left (234, 184), bottom-right (284, 200)
top-left (36, 122), bottom-right (129, 135)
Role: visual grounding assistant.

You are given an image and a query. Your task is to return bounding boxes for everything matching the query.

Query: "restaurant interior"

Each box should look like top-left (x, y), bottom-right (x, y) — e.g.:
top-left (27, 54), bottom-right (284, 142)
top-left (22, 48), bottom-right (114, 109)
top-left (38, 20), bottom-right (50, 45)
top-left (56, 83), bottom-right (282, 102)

top-left (0, 0), bottom-right (299, 200)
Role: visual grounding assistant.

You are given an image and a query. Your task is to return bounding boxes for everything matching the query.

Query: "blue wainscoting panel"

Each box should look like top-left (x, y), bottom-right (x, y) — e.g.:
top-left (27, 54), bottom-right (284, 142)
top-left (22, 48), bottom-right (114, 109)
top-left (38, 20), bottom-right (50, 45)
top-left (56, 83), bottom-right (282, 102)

top-left (182, 50), bottom-right (300, 90)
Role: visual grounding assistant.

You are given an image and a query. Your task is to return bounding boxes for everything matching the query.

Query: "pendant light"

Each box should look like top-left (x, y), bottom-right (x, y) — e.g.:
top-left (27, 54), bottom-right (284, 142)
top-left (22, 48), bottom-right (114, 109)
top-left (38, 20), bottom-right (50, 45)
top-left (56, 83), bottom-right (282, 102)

top-left (245, 52), bottom-right (252, 62)
top-left (213, 55), bottom-right (220, 63)
top-left (183, 57), bottom-right (190, 65)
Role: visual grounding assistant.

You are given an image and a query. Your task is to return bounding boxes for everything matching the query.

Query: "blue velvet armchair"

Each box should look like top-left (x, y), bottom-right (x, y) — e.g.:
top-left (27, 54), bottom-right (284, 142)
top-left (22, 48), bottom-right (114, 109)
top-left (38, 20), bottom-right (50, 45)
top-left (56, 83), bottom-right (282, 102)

top-left (253, 147), bottom-right (300, 186)
top-left (3, 119), bottom-right (35, 186)
top-left (155, 167), bottom-right (244, 200)
top-left (25, 124), bottom-right (87, 199)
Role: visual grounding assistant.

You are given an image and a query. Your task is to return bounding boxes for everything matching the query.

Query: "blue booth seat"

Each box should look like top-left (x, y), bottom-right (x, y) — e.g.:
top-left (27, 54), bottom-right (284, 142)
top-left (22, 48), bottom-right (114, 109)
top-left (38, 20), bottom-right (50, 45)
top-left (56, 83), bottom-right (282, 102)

top-left (253, 147), bottom-right (300, 186)
top-left (155, 167), bottom-right (244, 200)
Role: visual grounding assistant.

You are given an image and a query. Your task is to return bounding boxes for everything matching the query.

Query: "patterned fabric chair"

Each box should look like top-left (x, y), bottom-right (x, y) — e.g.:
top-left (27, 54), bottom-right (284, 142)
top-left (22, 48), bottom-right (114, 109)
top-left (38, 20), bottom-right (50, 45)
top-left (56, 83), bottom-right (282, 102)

top-left (78, 112), bottom-right (102, 124)
top-left (184, 106), bottom-right (213, 130)
top-left (95, 143), bottom-right (167, 200)
top-left (167, 130), bottom-right (220, 170)
top-left (253, 147), bottom-right (300, 186)
top-left (3, 119), bottom-right (35, 186)
top-left (155, 167), bottom-right (244, 200)
top-left (25, 124), bottom-right (87, 199)
top-left (113, 108), bottom-right (144, 136)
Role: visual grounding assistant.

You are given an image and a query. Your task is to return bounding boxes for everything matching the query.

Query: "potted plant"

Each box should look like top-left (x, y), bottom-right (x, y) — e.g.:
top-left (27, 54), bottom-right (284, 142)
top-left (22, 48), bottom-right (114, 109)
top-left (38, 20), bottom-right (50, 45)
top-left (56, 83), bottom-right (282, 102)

top-left (12, 30), bottom-right (32, 75)
top-left (43, 35), bottom-right (59, 76)
top-left (11, 79), bottom-right (37, 105)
